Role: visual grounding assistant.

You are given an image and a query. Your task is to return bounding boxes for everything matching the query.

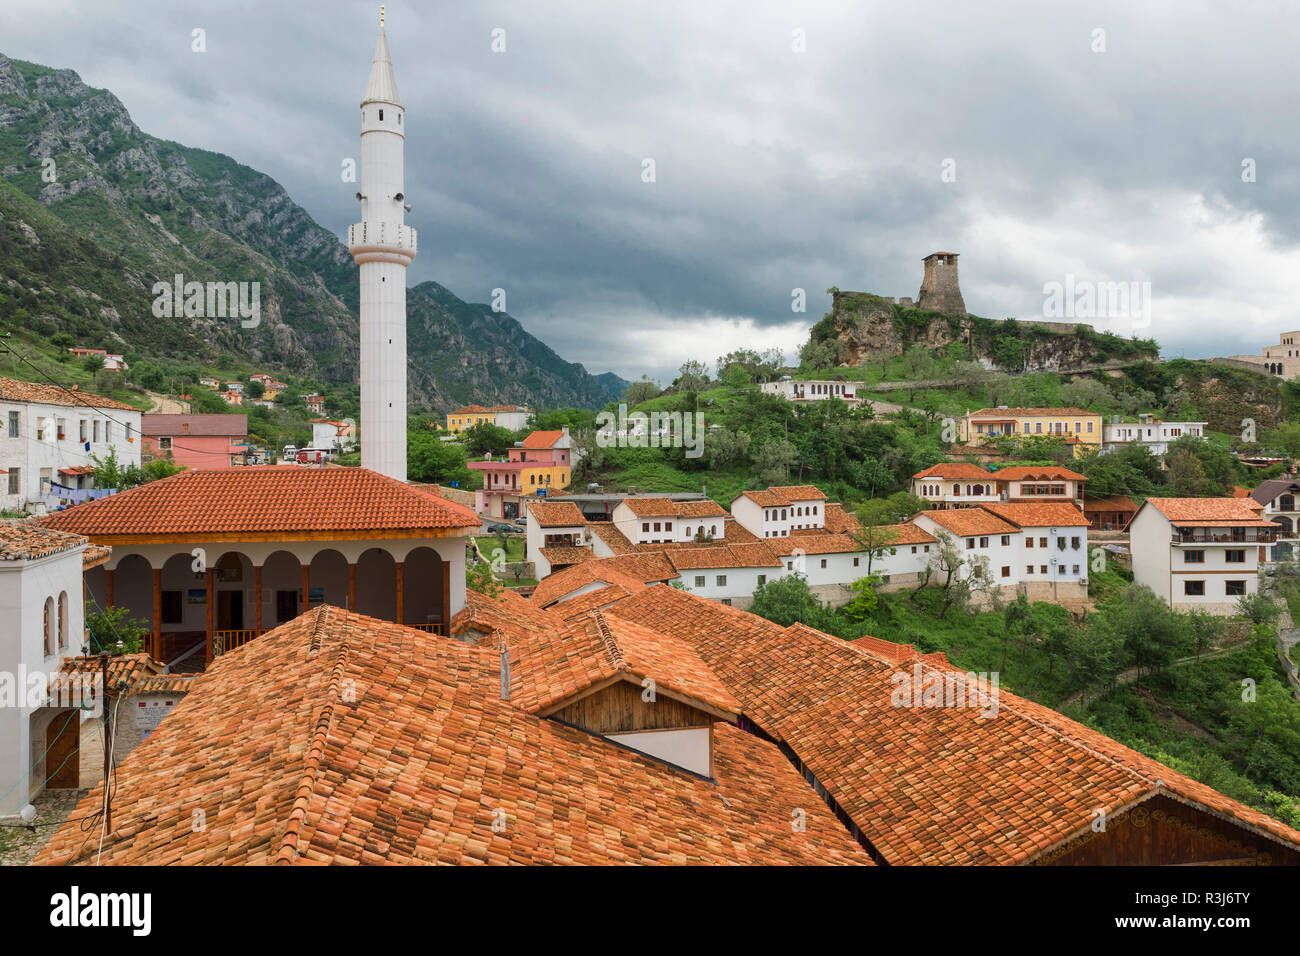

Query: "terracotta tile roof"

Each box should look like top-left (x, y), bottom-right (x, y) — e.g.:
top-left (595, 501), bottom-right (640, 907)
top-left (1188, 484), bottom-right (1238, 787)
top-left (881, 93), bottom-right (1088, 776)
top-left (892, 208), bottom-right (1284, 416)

top-left (521, 429), bottom-right (565, 449)
top-left (979, 502), bottom-right (1090, 528)
top-left (916, 508), bottom-right (1018, 537)
top-left (0, 376), bottom-right (138, 411)
top-left (450, 588), bottom-right (559, 645)
top-left (774, 531), bottom-right (863, 555)
top-left (547, 584), bottom-right (632, 621)
top-left (871, 522), bottom-right (937, 546)
top-left (734, 485), bottom-right (829, 508)
top-left (619, 497), bottom-right (679, 517)
top-left (912, 462), bottom-right (995, 480)
top-left (448, 404), bottom-right (491, 415)
top-left (721, 517), bottom-right (760, 543)
top-left (822, 502), bottom-right (863, 535)
top-left (38, 467), bottom-right (480, 538)
top-left (538, 545), bottom-right (592, 566)
top-left (587, 521), bottom-right (637, 555)
top-left (1234, 485), bottom-right (1257, 499)
top-left (992, 465), bottom-right (1086, 482)
top-left (1083, 494), bottom-right (1138, 512)
top-left (507, 610), bottom-right (741, 718)
top-left (1143, 497), bottom-right (1277, 527)
top-left (82, 543), bottom-right (112, 569)
top-left (968, 407), bottom-right (1095, 418)
top-left (135, 673), bottom-right (198, 695)
top-left (674, 499), bottom-right (729, 518)
top-left (605, 587), bottom-right (1300, 865)
top-left (53, 654), bottom-right (164, 699)
top-left (141, 414), bottom-right (247, 437)
top-left (527, 500), bottom-right (586, 527)
top-left (659, 543), bottom-right (783, 570)
top-left (36, 606), bottom-right (868, 866)
top-left (530, 553), bottom-right (678, 607)
top-left (0, 520), bottom-right (88, 561)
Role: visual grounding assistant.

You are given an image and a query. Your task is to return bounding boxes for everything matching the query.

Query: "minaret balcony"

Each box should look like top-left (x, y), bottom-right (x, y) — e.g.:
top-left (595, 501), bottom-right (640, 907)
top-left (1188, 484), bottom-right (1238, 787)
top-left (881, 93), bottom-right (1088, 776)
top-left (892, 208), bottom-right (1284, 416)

top-left (348, 221), bottom-right (418, 263)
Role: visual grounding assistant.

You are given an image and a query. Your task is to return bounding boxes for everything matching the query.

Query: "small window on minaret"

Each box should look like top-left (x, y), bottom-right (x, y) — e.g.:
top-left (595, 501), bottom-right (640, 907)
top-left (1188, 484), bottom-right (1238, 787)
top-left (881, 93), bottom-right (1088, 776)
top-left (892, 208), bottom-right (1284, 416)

top-left (379, 109), bottom-right (384, 121)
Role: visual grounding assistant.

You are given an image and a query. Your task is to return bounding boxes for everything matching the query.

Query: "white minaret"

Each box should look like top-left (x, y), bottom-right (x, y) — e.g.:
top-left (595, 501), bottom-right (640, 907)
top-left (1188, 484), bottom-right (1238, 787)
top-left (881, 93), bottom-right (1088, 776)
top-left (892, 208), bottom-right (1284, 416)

top-left (348, 6), bottom-right (416, 481)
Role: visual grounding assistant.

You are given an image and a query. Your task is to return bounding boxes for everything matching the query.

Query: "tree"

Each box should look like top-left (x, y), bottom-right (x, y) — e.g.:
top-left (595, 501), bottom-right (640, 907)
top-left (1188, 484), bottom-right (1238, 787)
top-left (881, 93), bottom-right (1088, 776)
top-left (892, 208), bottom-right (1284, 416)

top-left (704, 427), bottom-right (751, 469)
top-left (622, 376), bottom-right (660, 405)
top-left (463, 421), bottom-right (515, 458)
top-left (753, 439), bottom-right (796, 485)
top-left (841, 575), bottom-right (882, 622)
top-left (674, 360), bottom-right (709, 393)
top-left (924, 531), bottom-right (992, 618)
top-left (246, 380), bottom-right (266, 400)
top-left (1166, 446), bottom-right (1210, 496)
top-left (1236, 592), bottom-right (1281, 627)
top-left (852, 498), bottom-right (905, 574)
top-left (408, 428), bottom-right (474, 486)
top-left (466, 559), bottom-right (502, 597)
top-left (85, 602), bottom-right (149, 655)
top-left (748, 572), bottom-right (836, 630)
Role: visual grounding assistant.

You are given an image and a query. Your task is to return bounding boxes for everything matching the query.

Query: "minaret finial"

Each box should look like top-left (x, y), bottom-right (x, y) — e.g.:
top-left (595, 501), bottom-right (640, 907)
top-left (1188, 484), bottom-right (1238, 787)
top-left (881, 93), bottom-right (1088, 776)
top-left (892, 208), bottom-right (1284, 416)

top-left (380, 5), bottom-right (385, 26)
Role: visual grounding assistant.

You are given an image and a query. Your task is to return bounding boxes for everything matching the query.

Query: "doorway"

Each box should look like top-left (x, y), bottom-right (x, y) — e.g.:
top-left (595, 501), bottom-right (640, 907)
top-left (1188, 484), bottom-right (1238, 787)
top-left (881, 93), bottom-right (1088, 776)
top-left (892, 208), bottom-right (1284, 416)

top-left (218, 590), bottom-right (244, 630)
top-left (46, 710), bottom-right (81, 789)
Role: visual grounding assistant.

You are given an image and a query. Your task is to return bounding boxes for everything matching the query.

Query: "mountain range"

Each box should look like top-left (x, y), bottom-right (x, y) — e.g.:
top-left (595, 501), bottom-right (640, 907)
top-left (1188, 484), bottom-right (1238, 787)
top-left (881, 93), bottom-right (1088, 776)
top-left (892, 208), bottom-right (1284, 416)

top-left (0, 53), bottom-right (627, 411)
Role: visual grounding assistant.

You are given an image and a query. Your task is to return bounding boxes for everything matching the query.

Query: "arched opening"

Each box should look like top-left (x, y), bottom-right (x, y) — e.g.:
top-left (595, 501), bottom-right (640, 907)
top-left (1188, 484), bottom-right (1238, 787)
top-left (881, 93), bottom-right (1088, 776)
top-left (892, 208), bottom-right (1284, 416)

top-left (356, 548), bottom-right (397, 621)
top-left (209, 551), bottom-right (256, 655)
top-left (1280, 494), bottom-right (1294, 513)
top-left (402, 547), bottom-right (445, 632)
top-left (99, 554), bottom-right (153, 657)
top-left (159, 552), bottom-right (205, 664)
top-left (309, 549), bottom-right (350, 611)
top-left (43, 596), bottom-right (54, 657)
top-left (262, 550), bottom-right (304, 629)
top-left (57, 591), bottom-right (68, 650)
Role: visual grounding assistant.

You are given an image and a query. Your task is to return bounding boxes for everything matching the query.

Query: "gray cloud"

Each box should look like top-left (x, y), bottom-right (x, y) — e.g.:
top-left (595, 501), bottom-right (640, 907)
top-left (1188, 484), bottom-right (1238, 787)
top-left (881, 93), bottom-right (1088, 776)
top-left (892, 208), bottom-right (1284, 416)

top-left (3, 0), bottom-right (1298, 382)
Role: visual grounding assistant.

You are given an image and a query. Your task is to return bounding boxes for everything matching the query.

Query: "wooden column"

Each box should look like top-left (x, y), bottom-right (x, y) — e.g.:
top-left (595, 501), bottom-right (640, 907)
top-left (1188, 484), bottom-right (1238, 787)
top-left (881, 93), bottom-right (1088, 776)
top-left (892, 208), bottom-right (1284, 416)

top-left (348, 563), bottom-right (357, 611)
top-left (301, 563), bottom-right (310, 615)
top-left (151, 568), bottom-right (162, 661)
top-left (395, 561), bottom-right (404, 626)
top-left (254, 565), bottom-right (263, 636)
top-left (105, 567), bottom-right (115, 607)
top-left (204, 567), bottom-right (215, 665)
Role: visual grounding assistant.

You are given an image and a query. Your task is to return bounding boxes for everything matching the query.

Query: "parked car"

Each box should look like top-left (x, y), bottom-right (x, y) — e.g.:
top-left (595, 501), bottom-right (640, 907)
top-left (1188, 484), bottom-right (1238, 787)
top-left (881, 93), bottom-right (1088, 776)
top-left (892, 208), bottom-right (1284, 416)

top-left (512, 517), bottom-right (527, 528)
top-left (486, 523), bottom-right (516, 534)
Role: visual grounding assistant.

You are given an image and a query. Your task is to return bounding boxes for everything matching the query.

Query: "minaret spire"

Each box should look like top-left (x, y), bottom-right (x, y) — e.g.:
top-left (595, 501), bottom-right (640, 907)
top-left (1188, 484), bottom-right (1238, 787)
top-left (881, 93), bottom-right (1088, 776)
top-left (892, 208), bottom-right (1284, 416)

top-left (347, 13), bottom-right (416, 482)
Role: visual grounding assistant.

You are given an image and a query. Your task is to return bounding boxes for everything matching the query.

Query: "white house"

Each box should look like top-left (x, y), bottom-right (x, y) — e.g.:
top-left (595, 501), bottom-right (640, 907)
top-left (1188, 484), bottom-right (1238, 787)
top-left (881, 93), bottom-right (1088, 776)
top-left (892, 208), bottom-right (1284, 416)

top-left (1102, 415), bottom-right (1207, 456)
top-left (0, 521), bottom-right (106, 817)
top-left (730, 485), bottom-right (828, 539)
top-left (525, 499), bottom-right (592, 578)
top-left (910, 463), bottom-right (1000, 509)
top-left (1130, 497), bottom-right (1276, 614)
top-left (612, 497), bottom-right (729, 545)
top-left (0, 378), bottom-right (142, 513)
top-left (760, 378), bottom-right (860, 404)
top-left (310, 419), bottom-right (358, 455)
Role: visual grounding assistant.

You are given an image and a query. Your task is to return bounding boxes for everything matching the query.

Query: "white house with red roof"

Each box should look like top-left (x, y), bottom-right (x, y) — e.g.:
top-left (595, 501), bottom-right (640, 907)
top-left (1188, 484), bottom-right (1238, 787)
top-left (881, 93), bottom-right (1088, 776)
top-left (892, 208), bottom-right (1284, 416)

top-left (40, 467), bottom-right (479, 670)
top-left (0, 521), bottom-right (109, 817)
top-left (730, 485), bottom-right (829, 539)
top-left (611, 497), bottom-right (729, 545)
top-left (910, 462), bottom-right (1000, 508)
top-left (1130, 497), bottom-right (1277, 613)
top-left (0, 377), bottom-right (142, 513)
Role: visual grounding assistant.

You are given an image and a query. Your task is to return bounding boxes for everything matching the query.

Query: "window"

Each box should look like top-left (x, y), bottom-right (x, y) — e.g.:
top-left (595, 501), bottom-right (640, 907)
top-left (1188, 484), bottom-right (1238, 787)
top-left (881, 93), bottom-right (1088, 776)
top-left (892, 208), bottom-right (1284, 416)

top-left (1183, 580), bottom-right (1205, 596)
top-left (694, 575), bottom-right (705, 587)
top-left (7, 468), bottom-right (18, 495)
top-left (820, 559), bottom-right (827, 568)
top-left (105, 422), bottom-right (111, 442)
top-left (1040, 565), bottom-right (1048, 575)
top-left (1071, 565), bottom-right (1080, 574)
top-left (1184, 550), bottom-right (1205, 564)
top-left (1225, 580), bottom-right (1246, 596)
top-left (924, 545), bottom-right (930, 553)
top-left (1071, 536), bottom-right (1081, 549)
top-left (43, 597), bottom-right (54, 655)
top-left (159, 437), bottom-right (173, 450)
top-left (378, 108), bottom-right (384, 121)
top-left (910, 546), bottom-right (917, 554)
top-left (6, 411), bottom-right (16, 437)
top-left (1056, 537), bottom-right (1066, 550)
top-left (1026, 565), bottom-right (1034, 575)
top-left (1039, 537), bottom-right (1048, 548)
top-left (1026, 538), bottom-right (1034, 549)
top-left (664, 522), bottom-right (672, 532)
top-left (653, 522), bottom-right (661, 532)
top-left (1087, 421), bottom-right (1094, 433)
top-left (642, 523), bottom-right (649, 533)
top-left (1225, 549), bottom-right (1246, 563)
top-left (721, 599), bottom-right (732, 606)
top-left (966, 538), bottom-right (975, 549)
top-left (853, 557), bottom-right (860, 567)
top-left (716, 575), bottom-right (727, 587)
top-left (1001, 535), bottom-right (1010, 546)
top-left (786, 561), bottom-right (793, 570)
top-left (79, 420), bottom-right (88, 442)
top-left (161, 590), bottom-right (184, 624)
top-left (1001, 566), bottom-right (1011, 578)
top-left (757, 575), bottom-right (766, 586)
top-left (57, 591), bottom-right (68, 649)
top-left (979, 536), bottom-right (988, 548)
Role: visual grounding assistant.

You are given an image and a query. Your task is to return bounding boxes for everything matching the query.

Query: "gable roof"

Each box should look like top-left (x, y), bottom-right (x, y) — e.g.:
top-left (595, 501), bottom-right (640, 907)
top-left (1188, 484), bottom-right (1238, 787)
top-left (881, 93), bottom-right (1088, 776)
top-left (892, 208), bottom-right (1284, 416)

top-left (1141, 497), bottom-right (1275, 527)
top-left (733, 485), bottom-right (829, 508)
top-left (35, 606), bottom-right (866, 866)
top-left (521, 429), bottom-right (565, 449)
top-left (915, 507), bottom-right (1018, 537)
top-left (1249, 479), bottom-right (1300, 507)
top-left (656, 542), bottom-right (784, 570)
top-left (141, 414), bottom-right (247, 437)
top-left (527, 500), bottom-right (586, 527)
top-left (0, 520), bottom-right (87, 562)
top-left (0, 376), bottom-right (138, 412)
top-left (1083, 494), bottom-right (1138, 513)
top-left (529, 553), bottom-right (678, 607)
top-left (604, 587), bottom-right (1300, 865)
top-left (587, 521), bottom-right (638, 555)
top-left (38, 467), bottom-right (480, 539)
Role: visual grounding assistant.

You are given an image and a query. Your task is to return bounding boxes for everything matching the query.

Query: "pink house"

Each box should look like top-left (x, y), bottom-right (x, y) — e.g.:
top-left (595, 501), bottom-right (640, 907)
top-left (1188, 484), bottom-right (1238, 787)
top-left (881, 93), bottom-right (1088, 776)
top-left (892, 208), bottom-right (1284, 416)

top-left (141, 414), bottom-right (250, 470)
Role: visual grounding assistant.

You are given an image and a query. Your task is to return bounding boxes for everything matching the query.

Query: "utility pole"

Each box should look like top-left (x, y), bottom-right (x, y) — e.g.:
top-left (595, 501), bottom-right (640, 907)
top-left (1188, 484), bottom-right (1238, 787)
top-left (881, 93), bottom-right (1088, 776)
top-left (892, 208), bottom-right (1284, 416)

top-left (100, 652), bottom-right (112, 834)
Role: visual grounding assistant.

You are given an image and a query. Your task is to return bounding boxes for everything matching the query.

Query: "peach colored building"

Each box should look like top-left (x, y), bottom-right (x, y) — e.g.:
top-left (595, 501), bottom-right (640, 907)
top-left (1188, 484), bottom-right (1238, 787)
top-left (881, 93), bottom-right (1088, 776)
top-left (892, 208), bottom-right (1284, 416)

top-left (141, 414), bottom-right (248, 470)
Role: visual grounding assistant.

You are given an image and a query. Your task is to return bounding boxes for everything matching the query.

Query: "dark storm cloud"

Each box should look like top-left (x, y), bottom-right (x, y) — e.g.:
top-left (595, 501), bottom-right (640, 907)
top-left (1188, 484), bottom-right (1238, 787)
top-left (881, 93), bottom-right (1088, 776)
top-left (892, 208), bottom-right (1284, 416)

top-left (3, 0), bottom-right (1298, 380)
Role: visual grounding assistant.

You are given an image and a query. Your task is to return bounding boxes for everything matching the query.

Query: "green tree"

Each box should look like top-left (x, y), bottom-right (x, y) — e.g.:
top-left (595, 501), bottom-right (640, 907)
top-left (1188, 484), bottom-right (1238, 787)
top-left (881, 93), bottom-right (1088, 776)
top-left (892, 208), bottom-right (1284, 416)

top-left (463, 421), bottom-right (515, 458)
top-left (85, 602), bottom-right (149, 654)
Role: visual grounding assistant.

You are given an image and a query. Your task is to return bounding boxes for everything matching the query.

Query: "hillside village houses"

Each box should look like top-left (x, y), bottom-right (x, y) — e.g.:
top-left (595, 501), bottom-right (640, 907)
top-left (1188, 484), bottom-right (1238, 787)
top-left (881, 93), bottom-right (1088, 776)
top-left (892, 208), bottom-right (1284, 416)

top-left (1101, 414), bottom-right (1208, 456)
top-left (310, 418), bottom-right (358, 457)
top-left (1249, 478), bottom-right (1300, 558)
top-left (67, 348), bottom-right (128, 371)
top-left (0, 378), bottom-right (142, 513)
top-left (468, 427), bottom-right (575, 519)
top-left (1130, 497), bottom-right (1278, 613)
top-left (760, 377), bottom-right (861, 404)
top-left (141, 413), bottom-right (248, 470)
top-left (961, 407), bottom-right (1104, 457)
top-left (445, 403), bottom-right (532, 434)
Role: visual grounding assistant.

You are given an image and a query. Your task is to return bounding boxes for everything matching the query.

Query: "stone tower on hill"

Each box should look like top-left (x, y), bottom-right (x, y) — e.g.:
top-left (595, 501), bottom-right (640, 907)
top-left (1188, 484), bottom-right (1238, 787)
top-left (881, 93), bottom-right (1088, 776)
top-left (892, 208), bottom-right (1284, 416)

top-left (916, 252), bottom-right (967, 315)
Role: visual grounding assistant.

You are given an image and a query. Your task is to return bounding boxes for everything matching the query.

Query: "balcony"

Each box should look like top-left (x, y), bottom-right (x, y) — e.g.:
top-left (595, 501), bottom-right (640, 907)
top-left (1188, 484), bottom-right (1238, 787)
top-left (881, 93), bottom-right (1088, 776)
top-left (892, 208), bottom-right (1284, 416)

top-left (1172, 530), bottom-right (1275, 545)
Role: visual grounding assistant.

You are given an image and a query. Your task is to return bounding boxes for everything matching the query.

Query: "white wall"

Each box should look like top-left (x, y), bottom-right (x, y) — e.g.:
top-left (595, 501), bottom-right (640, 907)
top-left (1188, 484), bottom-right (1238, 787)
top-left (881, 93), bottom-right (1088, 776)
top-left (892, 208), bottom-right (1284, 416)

top-left (607, 726), bottom-right (711, 776)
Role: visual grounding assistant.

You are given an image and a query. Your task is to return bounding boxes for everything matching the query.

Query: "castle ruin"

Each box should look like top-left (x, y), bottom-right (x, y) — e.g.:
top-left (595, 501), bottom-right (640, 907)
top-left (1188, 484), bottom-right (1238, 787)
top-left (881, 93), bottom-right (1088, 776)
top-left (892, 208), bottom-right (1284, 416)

top-left (915, 252), bottom-right (967, 315)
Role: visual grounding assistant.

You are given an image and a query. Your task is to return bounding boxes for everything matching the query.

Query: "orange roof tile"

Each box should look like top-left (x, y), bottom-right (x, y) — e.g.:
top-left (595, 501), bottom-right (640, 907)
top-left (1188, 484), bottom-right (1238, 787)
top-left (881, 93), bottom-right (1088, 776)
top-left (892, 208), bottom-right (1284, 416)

top-left (1143, 497), bottom-right (1277, 527)
top-left (450, 588), bottom-right (558, 645)
top-left (547, 584), bottom-right (632, 621)
top-left (527, 500), bottom-right (586, 527)
top-left (605, 587), bottom-right (1300, 865)
top-left (658, 543), bottom-right (783, 570)
top-left (979, 502), bottom-right (1089, 528)
top-left (38, 467), bottom-right (480, 538)
top-left (587, 521), bottom-right (638, 555)
top-left (968, 407), bottom-right (1095, 418)
top-left (35, 606), bottom-right (868, 866)
top-left (916, 508), bottom-right (1018, 537)
top-left (0, 520), bottom-right (88, 561)
top-left (521, 429), bottom-right (565, 449)
top-left (912, 462), bottom-right (995, 480)
top-left (773, 531), bottom-right (864, 555)
top-left (822, 503), bottom-right (863, 535)
top-left (538, 545), bottom-right (592, 566)
top-left (619, 497), bottom-right (679, 517)
top-left (1083, 494), bottom-right (1138, 512)
top-left (993, 465), bottom-right (1086, 482)
top-left (734, 485), bottom-right (829, 508)
top-left (0, 376), bottom-right (138, 411)
top-left (530, 553), bottom-right (678, 608)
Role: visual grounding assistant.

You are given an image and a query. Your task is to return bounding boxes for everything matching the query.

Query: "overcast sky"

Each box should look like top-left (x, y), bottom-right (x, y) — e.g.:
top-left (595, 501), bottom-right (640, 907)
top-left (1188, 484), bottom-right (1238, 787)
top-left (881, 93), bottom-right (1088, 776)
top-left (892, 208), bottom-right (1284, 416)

top-left (3, 0), bottom-right (1300, 383)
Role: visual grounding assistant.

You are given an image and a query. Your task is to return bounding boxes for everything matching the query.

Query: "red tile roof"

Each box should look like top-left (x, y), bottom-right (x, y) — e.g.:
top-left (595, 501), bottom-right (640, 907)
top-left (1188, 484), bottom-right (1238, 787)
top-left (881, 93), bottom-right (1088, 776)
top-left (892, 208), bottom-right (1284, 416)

top-left (530, 553), bottom-right (678, 608)
top-left (450, 588), bottom-right (558, 646)
top-left (734, 485), bottom-right (829, 508)
top-left (0, 376), bottom-right (138, 411)
top-left (141, 414), bottom-right (247, 437)
top-left (604, 587), bottom-right (1300, 865)
top-left (521, 429), bottom-right (565, 449)
top-left (587, 521), bottom-right (638, 555)
top-left (773, 531), bottom-right (864, 555)
top-left (822, 503), bottom-right (863, 535)
top-left (912, 462), bottom-right (995, 480)
top-left (1083, 494), bottom-right (1139, 513)
top-left (35, 606), bottom-right (868, 866)
top-left (968, 407), bottom-right (1094, 418)
top-left (979, 502), bottom-right (1090, 528)
top-left (916, 508), bottom-right (1018, 537)
top-left (993, 466), bottom-right (1087, 482)
top-left (527, 500), bottom-right (586, 527)
top-left (0, 520), bottom-right (89, 561)
top-left (538, 545), bottom-right (592, 566)
top-left (38, 467), bottom-right (480, 538)
top-left (658, 543), bottom-right (784, 570)
top-left (1143, 497), bottom-right (1276, 527)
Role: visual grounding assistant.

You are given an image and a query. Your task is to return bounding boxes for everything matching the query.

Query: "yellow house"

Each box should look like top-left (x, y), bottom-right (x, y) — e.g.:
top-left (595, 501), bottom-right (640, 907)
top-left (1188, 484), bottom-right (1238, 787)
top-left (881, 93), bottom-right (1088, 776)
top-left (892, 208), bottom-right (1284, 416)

top-left (445, 404), bottom-right (532, 434)
top-left (962, 407), bottom-right (1103, 458)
